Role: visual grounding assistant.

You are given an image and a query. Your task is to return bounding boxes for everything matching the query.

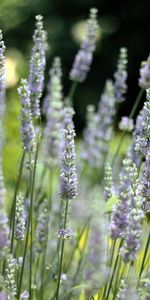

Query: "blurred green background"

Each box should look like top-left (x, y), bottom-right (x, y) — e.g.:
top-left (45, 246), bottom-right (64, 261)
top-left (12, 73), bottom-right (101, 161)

top-left (1, 0), bottom-right (150, 182)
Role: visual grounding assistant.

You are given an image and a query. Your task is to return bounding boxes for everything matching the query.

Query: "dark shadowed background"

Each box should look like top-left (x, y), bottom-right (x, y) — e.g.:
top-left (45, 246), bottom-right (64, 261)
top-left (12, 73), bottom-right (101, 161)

top-left (1, 0), bottom-right (150, 133)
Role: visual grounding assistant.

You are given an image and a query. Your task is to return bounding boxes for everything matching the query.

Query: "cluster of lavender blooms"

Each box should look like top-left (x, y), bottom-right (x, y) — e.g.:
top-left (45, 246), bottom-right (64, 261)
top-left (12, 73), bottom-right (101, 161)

top-left (0, 31), bottom-right (6, 153)
top-left (70, 8), bottom-right (98, 83)
top-left (114, 47), bottom-right (128, 103)
top-left (116, 278), bottom-right (127, 300)
top-left (141, 155), bottom-right (150, 212)
top-left (0, 163), bottom-right (9, 258)
top-left (141, 270), bottom-right (150, 300)
top-left (43, 57), bottom-right (64, 167)
top-left (14, 194), bottom-right (26, 241)
top-left (28, 15), bottom-right (47, 118)
top-left (134, 90), bottom-right (150, 158)
top-left (139, 54), bottom-right (150, 89)
top-left (119, 116), bottom-right (134, 132)
top-left (82, 80), bottom-right (116, 169)
top-left (0, 30), bottom-right (6, 92)
top-left (110, 159), bottom-right (138, 239)
top-left (104, 162), bottom-right (114, 200)
top-left (36, 199), bottom-right (49, 253)
top-left (60, 120), bottom-right (77, 200)
top-left (120, 184), bottom-right (144, 263)
top-left (57, 227), bottom-right (72, 239)
top-left (20, 291), bottom-right (29, 299)
top-left (5, 254), bottom-right (17, 299)
top-left (18, 79), bottom-right (36, 152)
top-left (85, 190), bottom-right (108, 289)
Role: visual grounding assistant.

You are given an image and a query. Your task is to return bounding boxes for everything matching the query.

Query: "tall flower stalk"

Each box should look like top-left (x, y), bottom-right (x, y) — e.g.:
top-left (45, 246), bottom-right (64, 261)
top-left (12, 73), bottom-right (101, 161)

top-left (70, 8), bottom-right (98, 83)
top-left (82, 80), bottom-right (116, 170)
top-left (43, 57), bottom-right (64, 168)
top-left (28, 15), bottom-right (47, 118)
top-left (56, 117), bottom-right (77, 299)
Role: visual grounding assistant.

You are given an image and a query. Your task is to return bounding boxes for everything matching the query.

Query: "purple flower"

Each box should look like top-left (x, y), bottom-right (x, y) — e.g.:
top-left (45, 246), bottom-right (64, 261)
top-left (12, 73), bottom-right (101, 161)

top-left (43, 57), bottom-right (64, 167)
top-left (0, 162), bottom-right (9, 258)
top-left (134, 90), bottom-right (150, 158)
top-left (28, 15), bottom-right (47, 118)
top-left (60, 121), bottom-right (77, 200)
top-left (141, 155), bottom-right (150, 212)
top-left (139, 55), bottom-right (150, 89)
top-left (5, 254), bottom-right (17, 298)
top-left (0, 213), bottom-right (10, 258)
top-left (20, 291), bottom-right (29, 299)
top-left (0, 30), bottom-right (6, 91)
top-left (70, 8), bottom-right (98, 83)
top-left (15, 194), bottom-right (26, 241)
top-left (119, 116), bottom-right (134, 132)
top-left (82, 80), bottom-right (116, 169)
top-left (116, 279), bottom-right (127, 300)
top-left (57, 227), bottom-right (72, 239)
top-left (36, 199), bottom-right (49, 253)
top-left (0, 292), bottom-right (8, 300)
top-left (85, 190), bottom-right (108, 289)
top-left (110, 159), bottom-right (138, 239)
top-left (114, 47), bottom-right (128, 103)
top-left (119, 169), bottom-right (144, 263)
top-left (18, 79), bottom-right (36, 152)
top-left (104, 163), bottom-right (113, 200)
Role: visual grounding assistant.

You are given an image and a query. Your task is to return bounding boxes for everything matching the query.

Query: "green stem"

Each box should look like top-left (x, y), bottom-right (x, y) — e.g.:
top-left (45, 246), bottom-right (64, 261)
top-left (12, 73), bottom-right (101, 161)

top-left (64, 216), bottom-right (91, 273)
top-left (40, 170), bottom-right (54, 300)
top-left (10, 151), bottom-right (26, 253)
top-left (111, 88), bottom-right (144, 166)
top-left (18, 139), bottom-right (39, 299)
top-left (105, 239), bottom-right (123, 300)
top-left (139, 231), bottom-right (150, 278)
top-left (29, 153), bottom-right (33, 300)
top-left (67, 82), bottom-right (78, 104)
top-left (55, 200), bottom-right (69, 300)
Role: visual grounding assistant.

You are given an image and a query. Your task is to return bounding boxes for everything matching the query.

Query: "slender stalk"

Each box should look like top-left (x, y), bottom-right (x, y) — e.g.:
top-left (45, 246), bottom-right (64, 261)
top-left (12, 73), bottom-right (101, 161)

top-left (55, 199), bottom-right (69, 300)
top-left (64, 216), bottom-right (91, 272)
top-left (10, 150), bottom-right (26, 253)
top-left (18, 138), bottom-right (40, 299)
top-left (105, 239), bottom-right (123, 300)
top-left (139, 231), bottom-right (150, 278)
top-left (29, 152), bottom-right (33, 300)
top-left (102, 239), bottom-right (116, 298)
top-left (40, 170), bottom-right (54, 300)
top-left (68, 81), bottom-right (78, 103)
top-left (111, 88), bottom-right (144, 166)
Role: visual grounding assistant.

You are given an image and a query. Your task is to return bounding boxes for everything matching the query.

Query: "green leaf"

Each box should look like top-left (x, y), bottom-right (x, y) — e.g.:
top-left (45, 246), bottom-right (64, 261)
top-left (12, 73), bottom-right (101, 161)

top-left (105, 195), bottom-right (119, 213)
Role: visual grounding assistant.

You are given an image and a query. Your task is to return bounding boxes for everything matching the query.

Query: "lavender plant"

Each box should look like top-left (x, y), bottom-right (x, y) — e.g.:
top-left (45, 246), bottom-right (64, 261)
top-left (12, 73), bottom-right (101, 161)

top-left (0, 8), bottom-right (150, 300)
top-left (70, 8), bottom-right (98, 83)
top-left (28, 15), bottom-right (47, 118)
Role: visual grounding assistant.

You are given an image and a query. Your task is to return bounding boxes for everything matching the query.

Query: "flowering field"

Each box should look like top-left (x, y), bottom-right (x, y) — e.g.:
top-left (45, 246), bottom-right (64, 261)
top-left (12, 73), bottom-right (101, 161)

top-left (0, 8), bottom-right (150, 300)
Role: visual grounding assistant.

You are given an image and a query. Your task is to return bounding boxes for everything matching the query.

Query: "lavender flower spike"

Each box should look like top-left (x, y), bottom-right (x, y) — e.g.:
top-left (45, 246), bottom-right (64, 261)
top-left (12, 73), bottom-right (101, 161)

top-left (114, 47), bottom-right (128, 103)
top-left (18, 79), bottom-right (36, 152)
top-left (139, 54), bottom-right (150, 89)
top-left (43, 57), bottom-right (64, 167)
top-left (70, 8), bottom-right (98, 83)
top-left (15, 194), bottom-right (26, 241)
top-left (119, 116), bottom-right (134, 132)
top-left (120, 174), bottom-right (144, 263)
top-left (134, 90), bottom-right (150, 158)
top-left (28, 15), bottom-right (47, 118)
top-left (0, 30), bottom-right (6, 91)
top-left (110, 159), bottom-right (138, 239)
top-left (60, 122), bottom-right (77, 200)
top-left (5, 254), bottom-right (17, 299)
top-left (36, 199), bottom-right (49, 253)
top-left (0, 161), bottom-right (10, 258)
